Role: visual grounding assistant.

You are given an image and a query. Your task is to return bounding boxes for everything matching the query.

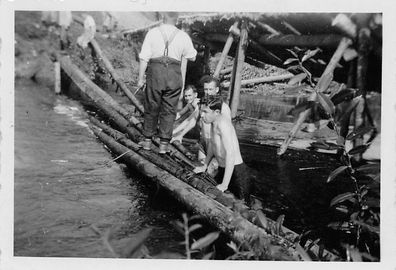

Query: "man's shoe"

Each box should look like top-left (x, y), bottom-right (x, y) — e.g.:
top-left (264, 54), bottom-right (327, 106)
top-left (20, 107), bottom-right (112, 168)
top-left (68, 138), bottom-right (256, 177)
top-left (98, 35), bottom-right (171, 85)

top-left (159, 141), bottom-right (169, 154)
top-left (138, 138), bottom-right (152, 150)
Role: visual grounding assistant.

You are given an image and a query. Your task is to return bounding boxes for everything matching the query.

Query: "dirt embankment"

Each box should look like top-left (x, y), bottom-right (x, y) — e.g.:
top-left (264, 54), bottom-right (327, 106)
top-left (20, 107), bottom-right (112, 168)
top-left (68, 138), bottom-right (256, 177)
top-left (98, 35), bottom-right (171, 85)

top-left (15, 11), bottom-right (292, 97)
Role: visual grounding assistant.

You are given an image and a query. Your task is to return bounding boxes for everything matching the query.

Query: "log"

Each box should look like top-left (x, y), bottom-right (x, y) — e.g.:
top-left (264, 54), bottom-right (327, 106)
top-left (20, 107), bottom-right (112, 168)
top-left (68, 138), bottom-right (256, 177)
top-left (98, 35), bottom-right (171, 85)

top-left (58, 55), bottom-right (139, 127)
top-left (89, 39), bottom-right (145, 114)
top-left (91, 120), bottom-right (339, 261)
top-left (121, 21), bottom-right (162, 36)
top-left (207, 33), bottom-right (344, 48)
top-left (219, 67), bottom-right (233, 75)
top-left (257, 34), bottom-right (344, 48)
top-left (331, 14), bottom-right (357, 38)
top-left (54, 61), bottom-right (61, 94)
top-left (213, 22), bottom-right (239, 78)
top-left (230, 21), bottom-right (248, 118)
top-left (256, 22), bottom-right (280, 35)
top-left (90, 123), bottom-right (300, 260)
top-left (221, 74), bottom-right (294, 88)
top-left (353, 28), bottom-right (370, 161)
top-left (277, 38), bottom-right (353, 156)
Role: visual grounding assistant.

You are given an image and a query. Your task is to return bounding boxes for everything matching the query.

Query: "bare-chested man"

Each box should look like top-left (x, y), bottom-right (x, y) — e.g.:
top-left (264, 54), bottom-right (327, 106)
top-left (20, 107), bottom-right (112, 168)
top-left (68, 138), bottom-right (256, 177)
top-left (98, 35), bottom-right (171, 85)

top-left (193, 97), bottom-right (250, 202)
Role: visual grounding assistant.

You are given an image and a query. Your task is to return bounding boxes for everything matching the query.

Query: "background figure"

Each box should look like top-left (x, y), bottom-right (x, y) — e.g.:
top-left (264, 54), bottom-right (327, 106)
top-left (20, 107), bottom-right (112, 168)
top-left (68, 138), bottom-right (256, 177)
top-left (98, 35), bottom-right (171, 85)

top-left (171, 85), bottom-right (200, 143)
top-left (137, 12), bottom-right (197, 154)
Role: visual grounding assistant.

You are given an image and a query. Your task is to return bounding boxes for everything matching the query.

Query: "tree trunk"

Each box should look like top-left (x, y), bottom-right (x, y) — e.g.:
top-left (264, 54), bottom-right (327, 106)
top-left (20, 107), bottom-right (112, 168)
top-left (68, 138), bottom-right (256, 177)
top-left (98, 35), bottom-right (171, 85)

top-left (58, 55), bottom-right (138, 126)
top-left (230, 21), bottom-right (248, 118)
top-left (89, 39), bottom-right (145, 114)
top-left (213, 22), bottom-right (238, 78)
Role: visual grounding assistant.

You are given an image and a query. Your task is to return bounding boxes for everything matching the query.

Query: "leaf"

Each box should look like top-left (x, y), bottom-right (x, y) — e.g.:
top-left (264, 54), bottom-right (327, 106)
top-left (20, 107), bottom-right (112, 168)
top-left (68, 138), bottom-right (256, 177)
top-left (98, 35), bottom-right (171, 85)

top-left (349, 247), bottom-right (363, 262)
top-left (190, 231), bottom-right (220, 250)
top-left (286, 48), bottom-right (298, 58)
top-left (330, 192), bottom-right (356, 207)
top-left (275, 214), bottom-right (285, 235)
top-left (352, 220), bottom-right (380, 234)
top-left (301, 48), bottom-right (321, 63)
top-left (348, 144), bottom-right (370, 155)
top-left (335, 205), bottom-right (349, 214)
top-left (283, 58), bottom-right (299, 65)
top-left (317, 92), bottom-right (335, 115)
top-left (227, 241), bottom-right (238, 252)
top-left (188, 224), bottom-right (202, 233)
top-left (356, 163), bottom-right (380, 174)
top-left (310, 141), bottom-right (331, 150)
top-left (201, 251), bottom-right (214, 260)
top-left (316, 72), bottom-right (333, 92)
top-left (288, 73), bottom-right (307, 85)
top-left (255, 210), bottom-right (269, 230)
top-left (338, 96), bottom-right (362, 123)
top-left (327, 165), bottom-right (349, 183)
top-left (286, 64), bottom-right (300, 71)
top-left (288, 100), bottom-right (316, 115)
top-left (123, 227), bottom-right (153, 258)
top-left (295, 243), bottom-right (312, 261)
top-left (331, 88), bottom-right (355, 105)
top-left (346, 126), bottom-right (374, 141)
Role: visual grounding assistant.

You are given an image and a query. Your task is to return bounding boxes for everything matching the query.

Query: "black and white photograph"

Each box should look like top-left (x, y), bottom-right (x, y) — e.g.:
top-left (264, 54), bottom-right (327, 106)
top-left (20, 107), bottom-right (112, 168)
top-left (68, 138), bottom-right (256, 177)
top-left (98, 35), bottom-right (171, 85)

top-left (1, 0), bottom-right (395, 269)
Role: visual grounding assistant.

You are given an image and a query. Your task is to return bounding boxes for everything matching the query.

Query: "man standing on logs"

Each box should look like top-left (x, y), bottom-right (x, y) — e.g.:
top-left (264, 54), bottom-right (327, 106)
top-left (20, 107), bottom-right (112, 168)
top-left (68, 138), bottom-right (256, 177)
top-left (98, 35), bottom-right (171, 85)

top-left (137, 12), bottom-right (197, 154)
top-left (193, 97), bottom-right (250, 201)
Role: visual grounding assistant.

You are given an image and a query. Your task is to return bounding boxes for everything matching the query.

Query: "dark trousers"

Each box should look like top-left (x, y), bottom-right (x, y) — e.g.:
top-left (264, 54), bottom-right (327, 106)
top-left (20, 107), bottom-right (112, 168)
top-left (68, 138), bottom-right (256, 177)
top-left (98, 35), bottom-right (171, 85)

top-left (143, 59), bottom-right (182, 141)
top-left (215, 163), bottom-right (252, 203)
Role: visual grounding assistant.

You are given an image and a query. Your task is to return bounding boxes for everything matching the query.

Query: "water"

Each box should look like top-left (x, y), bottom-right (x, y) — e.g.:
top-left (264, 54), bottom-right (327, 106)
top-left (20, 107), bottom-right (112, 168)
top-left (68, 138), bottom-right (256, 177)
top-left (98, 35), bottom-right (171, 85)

top-left (14, 79), bottom-right (379, 258)
top-left (14, 79), bottom-right (185, 257)
top-left (238, 94), bottom-right (298, 122)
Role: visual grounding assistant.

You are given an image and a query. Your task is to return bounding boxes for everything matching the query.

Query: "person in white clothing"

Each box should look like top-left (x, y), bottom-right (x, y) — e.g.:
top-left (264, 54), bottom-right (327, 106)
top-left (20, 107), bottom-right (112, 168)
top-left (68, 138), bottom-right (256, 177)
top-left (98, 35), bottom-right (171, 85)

top-left (137, 12), bottom-right (197, 154)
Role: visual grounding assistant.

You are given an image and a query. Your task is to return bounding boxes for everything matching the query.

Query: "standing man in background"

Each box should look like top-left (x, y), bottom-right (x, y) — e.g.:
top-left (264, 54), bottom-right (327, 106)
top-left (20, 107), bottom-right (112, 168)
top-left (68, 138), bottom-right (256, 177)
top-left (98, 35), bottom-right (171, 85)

top-left (137, 12), bottom-right (197, 154)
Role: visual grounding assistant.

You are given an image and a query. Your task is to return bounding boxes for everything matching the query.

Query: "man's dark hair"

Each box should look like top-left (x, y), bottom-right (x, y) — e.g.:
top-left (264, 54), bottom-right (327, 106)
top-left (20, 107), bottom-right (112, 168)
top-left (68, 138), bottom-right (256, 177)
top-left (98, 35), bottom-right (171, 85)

top-left (185, 84), bottom-right (197, 93)
top-left (200, 75), bottom-right (220, 88)
top-left (206, 96), bottom-right (223, 111)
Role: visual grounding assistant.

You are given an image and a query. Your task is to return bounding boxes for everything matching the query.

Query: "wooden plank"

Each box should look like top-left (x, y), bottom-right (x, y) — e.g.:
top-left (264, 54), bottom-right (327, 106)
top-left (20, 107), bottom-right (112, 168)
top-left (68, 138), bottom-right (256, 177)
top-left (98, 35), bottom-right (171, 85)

top-left (230, 21), bottom-right (248, 118)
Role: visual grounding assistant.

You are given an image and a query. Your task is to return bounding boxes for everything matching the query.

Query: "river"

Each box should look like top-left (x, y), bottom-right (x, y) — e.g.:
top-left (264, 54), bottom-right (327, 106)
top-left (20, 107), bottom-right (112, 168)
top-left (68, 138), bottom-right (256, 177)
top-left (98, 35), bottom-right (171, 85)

top-left (14, 79), bottom-right (185, 257)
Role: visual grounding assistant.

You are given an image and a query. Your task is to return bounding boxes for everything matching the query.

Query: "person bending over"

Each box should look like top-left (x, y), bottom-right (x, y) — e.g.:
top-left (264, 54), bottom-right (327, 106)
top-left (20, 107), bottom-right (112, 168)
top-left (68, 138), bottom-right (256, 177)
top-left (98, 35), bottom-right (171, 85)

top-left (193, 97), bottom-right (250, 202)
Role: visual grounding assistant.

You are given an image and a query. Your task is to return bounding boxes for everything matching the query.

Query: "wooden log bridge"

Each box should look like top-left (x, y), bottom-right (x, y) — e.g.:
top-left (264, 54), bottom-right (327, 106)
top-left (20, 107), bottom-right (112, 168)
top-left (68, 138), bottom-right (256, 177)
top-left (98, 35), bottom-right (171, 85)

top-left (58, 52), bottom-right (339, 261)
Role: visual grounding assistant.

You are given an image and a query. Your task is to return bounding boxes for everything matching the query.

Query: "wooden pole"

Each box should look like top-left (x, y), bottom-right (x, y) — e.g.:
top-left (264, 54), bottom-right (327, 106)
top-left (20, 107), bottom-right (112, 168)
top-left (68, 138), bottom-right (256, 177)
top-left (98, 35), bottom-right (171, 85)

top-left (221, 73), bottom-right (294, 88)
top-left (54, 61), bottom-right (61, 94)
top-left (230, 21), bottom-right (248, 118)
top-left (227, 46), bottom-right (239, 105)
top-left (89, 39), bottom-right (145, 114)
top-left (213, 22), bottom-right (239, 78)
top-left (277, 38), bottom-right (353, 156)
top-left (353, 27), bottom-right (370, 161)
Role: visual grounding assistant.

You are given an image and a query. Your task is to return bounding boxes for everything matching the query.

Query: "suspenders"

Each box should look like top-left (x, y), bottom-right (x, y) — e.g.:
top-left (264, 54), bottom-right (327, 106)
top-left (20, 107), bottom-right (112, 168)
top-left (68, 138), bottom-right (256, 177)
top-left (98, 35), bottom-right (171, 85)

top-left (158, 26), bottom-right (180, 60)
